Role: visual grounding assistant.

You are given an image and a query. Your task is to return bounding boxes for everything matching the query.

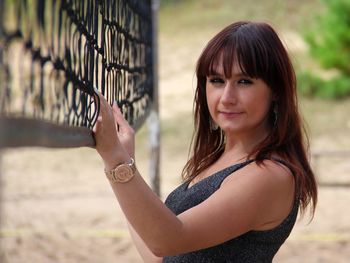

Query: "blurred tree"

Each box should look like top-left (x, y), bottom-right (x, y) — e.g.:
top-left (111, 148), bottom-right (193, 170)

top-left (306, 0), bottom-right (350, 75)
top-left (161, 0), bottom-right (184, 6)
top-left (299, 0), bottom-right (350, 99)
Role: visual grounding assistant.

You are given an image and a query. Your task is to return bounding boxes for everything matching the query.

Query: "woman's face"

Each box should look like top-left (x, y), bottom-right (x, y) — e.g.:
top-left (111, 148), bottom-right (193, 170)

top-left (206, 59), bottom-right (273, 138)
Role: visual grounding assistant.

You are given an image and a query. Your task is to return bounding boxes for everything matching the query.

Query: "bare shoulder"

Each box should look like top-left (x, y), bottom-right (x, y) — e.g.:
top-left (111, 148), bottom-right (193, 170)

top-left (224, 159), bottom-right (295, 191)
top-left (252, 159), bottom-right (294, 186)
top-left (221, 159), bottom-right (296, 230)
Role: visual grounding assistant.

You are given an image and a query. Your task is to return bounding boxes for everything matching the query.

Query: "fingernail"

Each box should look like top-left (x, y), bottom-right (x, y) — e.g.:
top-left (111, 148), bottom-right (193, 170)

top-left (94, 87), bottom-right (99, 93)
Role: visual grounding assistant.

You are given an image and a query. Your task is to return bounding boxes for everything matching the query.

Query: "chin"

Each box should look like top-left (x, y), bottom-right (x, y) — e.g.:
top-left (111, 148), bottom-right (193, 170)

top-left (220, 125), bottom-right (244, 134)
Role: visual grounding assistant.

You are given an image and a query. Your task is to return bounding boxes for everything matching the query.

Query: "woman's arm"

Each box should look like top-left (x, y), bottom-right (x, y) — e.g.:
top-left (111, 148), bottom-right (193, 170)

top-left (93, 93), bottom-right (183, 256)
top-left (93, 92), bottom-right (295, 257)
top-left (127, 222), bottom-right (163, 263)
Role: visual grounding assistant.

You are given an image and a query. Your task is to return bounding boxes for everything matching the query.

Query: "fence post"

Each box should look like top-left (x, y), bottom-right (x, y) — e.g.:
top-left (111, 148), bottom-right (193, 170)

top-left (148, 0), bottom-right (161, 196)
top-left (0, 1), bottom-right (4, 256)
top-left (0, 144), bottom-right (3, 259)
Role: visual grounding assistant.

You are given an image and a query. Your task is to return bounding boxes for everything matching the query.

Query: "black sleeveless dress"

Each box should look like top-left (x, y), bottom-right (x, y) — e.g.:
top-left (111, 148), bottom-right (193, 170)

top-left (163, 160), bottom-right (299, 263)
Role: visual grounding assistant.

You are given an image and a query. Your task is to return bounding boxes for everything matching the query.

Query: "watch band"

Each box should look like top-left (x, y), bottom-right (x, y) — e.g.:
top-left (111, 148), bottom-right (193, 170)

top-left (104, 158), bottom-right (136, 183)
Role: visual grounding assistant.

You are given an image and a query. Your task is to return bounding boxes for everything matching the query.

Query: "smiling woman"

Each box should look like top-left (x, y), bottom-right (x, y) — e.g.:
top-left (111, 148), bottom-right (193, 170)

top-left (93, 21), bottom-right (317, 263)
top-left (206, 61), bottom-right (273, 137)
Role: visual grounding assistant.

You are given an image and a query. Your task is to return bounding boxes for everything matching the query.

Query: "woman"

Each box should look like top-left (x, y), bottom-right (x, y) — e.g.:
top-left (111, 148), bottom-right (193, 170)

top-left (93, 21), bottom-right (317, 262)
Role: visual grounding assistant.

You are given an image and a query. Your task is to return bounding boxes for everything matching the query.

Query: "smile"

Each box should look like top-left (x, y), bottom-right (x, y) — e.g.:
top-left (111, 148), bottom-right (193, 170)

top-left (218, 111), bottom-right (244, 118)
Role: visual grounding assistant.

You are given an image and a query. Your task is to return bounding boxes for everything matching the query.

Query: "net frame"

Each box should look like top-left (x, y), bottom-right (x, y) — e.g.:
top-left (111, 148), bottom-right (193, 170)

top-left (0, 0), bottom-right (154, 148)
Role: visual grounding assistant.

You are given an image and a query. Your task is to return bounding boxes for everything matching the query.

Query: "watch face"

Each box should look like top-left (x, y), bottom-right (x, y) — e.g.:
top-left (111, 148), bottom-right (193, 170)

top-left (114, 165), bottom-right (133, 183)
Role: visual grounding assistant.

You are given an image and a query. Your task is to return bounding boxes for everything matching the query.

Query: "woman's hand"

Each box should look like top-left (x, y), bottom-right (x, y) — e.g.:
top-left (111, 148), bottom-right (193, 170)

top-left (93, 91), bottom-right (135, 171)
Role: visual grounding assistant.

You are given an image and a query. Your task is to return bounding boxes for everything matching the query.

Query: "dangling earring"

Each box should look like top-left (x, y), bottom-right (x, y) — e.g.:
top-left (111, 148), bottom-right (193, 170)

top-left (273, 102), bottom-right (278, 127)
top-left (210, 117), bottom-right (219, 131)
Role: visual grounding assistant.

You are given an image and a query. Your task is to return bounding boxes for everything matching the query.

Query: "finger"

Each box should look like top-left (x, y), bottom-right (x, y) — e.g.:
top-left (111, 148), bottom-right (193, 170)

top-left (111, 103), bottom-right (121, 131)
top-left (93, 116), bottom-right (103, 133)
top-left (112, 102), bottom-right (121, 123)
top-left (95, 92), bottom-right (114, 121)
top-left (113, 106), bottom-right (124, 133)
top-left (112, 103), bottom-right (133, 133)
top-left (112, 103), bottom-right (128, 125)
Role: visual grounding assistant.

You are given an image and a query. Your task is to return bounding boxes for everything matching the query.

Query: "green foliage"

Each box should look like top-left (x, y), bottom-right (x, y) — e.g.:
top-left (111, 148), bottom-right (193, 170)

top-left (306, 0), bottom-right (350, 74)
top-left (161, 0), bottom-right (185, 7)
top-left (297, 71), bottom-right (324, 98)
top-left (298, 72), bottom-right (350, 99)
top-left (300, 0), bottom-right (350, 99)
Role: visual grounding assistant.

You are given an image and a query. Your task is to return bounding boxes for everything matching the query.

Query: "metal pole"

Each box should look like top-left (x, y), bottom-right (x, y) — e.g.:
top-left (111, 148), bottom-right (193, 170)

top-left (0, 0), bottom-right (4, 256)
top-left (148, 0), bottom-right (161, 196)
top-left (0, 129), bottom-right (3, 260)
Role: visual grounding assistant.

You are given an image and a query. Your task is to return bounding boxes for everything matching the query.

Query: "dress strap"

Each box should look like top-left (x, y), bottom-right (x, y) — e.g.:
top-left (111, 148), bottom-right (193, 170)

top-left (185, 159), bottom-right (255, 191)
top-left (219, 159), bottom-right (255, 180)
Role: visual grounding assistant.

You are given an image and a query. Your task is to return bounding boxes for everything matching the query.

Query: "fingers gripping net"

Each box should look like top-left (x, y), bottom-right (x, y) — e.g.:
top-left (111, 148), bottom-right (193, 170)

top-left (0, 0), bottom-right (153, 146)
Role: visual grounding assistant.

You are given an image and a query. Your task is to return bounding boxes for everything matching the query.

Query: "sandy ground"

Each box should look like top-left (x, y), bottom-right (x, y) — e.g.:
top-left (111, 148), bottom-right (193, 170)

top-left (1, 26), bottom-right (350, 262)
top-left (1, 144), bottom-right (350, 263)
top-left (1, 146), bottom-right (350, 263)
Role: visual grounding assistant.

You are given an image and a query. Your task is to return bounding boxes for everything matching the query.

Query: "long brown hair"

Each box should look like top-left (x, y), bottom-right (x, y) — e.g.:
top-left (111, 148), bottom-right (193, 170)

top-left (182, 21), bottom-right (317, 216)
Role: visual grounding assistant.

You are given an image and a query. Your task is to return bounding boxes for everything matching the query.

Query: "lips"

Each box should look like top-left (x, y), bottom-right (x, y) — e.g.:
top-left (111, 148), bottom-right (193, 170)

top-left (219, 111), bottom-right (244, 118)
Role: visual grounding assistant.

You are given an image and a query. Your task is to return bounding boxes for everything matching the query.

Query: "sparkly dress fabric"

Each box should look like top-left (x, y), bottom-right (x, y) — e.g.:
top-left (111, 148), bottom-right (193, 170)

top-left (163, 160), bottom-right (299, 263)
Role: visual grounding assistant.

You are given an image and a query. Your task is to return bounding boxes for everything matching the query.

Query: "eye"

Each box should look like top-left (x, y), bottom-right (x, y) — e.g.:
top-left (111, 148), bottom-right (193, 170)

top-left (237, 78), bottom-right (253, 85)
top-left (208, 77), bottom-right (225, 85)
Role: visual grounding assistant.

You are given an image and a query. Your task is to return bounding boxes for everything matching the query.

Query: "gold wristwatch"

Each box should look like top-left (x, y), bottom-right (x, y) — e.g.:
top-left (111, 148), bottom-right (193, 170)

top-left (105, 158), bottom-right (136, 183)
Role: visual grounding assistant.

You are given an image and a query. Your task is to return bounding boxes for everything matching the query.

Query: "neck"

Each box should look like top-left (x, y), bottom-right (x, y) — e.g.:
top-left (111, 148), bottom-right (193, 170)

top-left (223, 125), bottom-right (271, 160)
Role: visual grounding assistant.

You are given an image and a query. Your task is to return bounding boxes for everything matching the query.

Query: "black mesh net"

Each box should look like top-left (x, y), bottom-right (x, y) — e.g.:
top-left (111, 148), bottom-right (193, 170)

top-left (0, 0), bottom-right (153, 134)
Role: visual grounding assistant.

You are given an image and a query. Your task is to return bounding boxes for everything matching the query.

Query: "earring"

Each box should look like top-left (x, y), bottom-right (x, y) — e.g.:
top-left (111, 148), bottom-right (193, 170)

top-left (273, 102), bottom-right (278, 127)
top-left (210, 117), bottom-right (219, 131)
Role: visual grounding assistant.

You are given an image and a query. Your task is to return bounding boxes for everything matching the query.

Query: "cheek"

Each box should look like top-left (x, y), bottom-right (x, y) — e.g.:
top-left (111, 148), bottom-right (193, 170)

top-left (206, 98), bottom-right (215, 118)
top-left (242, 90), bottom-right (272, 116)
top-left (207, 92), bottom-right (224, 118)
top-left (206, 88), bottom-right (217, 112)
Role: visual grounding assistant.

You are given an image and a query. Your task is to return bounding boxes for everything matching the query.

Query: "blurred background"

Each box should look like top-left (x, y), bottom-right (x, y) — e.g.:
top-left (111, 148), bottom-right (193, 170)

top-left (1, 0), bottom-right (350, 262)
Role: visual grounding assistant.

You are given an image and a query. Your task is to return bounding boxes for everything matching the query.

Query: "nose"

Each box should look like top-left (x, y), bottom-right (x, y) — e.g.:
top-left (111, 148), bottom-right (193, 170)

top-left (220, 82), bottom-right (237, 105)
